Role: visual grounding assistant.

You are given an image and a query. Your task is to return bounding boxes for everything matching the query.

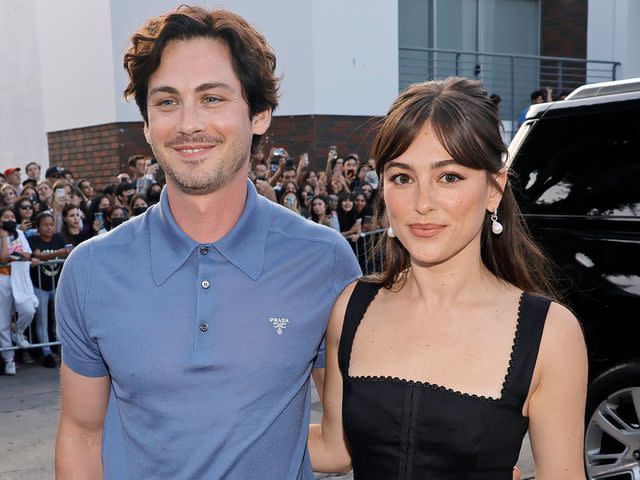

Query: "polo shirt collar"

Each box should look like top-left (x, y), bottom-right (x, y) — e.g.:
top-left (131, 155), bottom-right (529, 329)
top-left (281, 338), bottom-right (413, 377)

top-left (150, 180), bottom-right (269, 285)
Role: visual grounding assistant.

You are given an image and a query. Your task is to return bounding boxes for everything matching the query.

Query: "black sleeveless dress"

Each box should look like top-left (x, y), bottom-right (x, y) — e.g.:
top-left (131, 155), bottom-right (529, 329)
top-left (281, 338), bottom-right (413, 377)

top-left (338, 281), bottom-right (550, 480)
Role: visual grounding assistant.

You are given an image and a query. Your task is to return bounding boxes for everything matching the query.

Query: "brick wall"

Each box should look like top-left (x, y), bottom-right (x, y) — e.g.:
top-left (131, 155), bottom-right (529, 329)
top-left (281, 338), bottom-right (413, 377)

top-left (47, 122), bottom-right (151, 190)
top-left (47, 115), bottom-right (381, 189)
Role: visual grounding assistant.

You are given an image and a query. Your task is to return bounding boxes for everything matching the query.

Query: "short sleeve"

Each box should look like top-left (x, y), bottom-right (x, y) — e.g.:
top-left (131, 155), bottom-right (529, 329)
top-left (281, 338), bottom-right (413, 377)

top-left (314, 235), bottom-right (362, 369)
top-left (55, 243), bottom-right (109, 377)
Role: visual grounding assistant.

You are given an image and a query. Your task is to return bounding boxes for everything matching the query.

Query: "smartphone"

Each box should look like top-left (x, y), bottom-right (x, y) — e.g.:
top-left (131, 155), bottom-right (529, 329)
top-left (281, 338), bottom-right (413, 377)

top-left (95, 212), bottom-right (104, 225)
top-left (329, 146), bottom-right (338, 159)
top-left (270, 162), bottom-right (278, 173)
top-left (273, 147), bottom-right (286, 157)
top-left (55, 188), bottom-right (66, 199)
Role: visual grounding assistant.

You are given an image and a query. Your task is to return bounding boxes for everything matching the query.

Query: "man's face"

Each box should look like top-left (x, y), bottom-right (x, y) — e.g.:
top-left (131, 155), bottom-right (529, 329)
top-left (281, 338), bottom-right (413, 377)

top-left (26, 164), bottom-right (40, 179)
top-left (282, 169), bottom-right (296, 184)
top-left (144, 37), bottom-right (271, 196)
top-left (533, 95), bottom-right (544, 104)
top-left (7, 170), bottom-right (20, 187)
top-left (253, 164), bottom-right (267, 178)
top-left (80, 181), bottom-right (94, 199)
top-left (135, 158), bottom-right (146, 177)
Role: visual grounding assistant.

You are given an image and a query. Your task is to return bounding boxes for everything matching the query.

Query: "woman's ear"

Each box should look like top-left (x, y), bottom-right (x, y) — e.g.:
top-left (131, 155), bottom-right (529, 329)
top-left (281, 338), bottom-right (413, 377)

top-left (488, 167), bottom-right (508, 212)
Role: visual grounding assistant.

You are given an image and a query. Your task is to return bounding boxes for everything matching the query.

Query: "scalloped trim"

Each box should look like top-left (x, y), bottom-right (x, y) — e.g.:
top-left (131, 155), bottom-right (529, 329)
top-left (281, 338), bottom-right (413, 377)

top-left (348, 291), bottom-right (526, 403)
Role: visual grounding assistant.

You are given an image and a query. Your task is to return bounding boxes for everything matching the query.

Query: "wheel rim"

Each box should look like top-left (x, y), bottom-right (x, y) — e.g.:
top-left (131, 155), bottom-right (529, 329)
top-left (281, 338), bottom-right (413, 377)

top-left (585, 387), bottom-right (640, 479)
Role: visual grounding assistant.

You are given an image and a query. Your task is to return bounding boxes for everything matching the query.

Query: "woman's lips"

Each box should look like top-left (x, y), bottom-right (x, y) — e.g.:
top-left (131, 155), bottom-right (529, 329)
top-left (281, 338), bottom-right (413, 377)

top-left (408, 224), bottom-right (446, 237)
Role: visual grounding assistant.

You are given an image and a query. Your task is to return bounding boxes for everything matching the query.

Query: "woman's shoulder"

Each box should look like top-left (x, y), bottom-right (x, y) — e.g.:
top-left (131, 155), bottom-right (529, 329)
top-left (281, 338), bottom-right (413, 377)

top-left (536, 299), bottom-right (587, 373)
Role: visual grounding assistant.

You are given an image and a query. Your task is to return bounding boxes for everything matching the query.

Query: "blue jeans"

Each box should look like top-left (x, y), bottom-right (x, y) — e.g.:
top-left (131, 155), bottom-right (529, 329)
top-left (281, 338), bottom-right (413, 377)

top-left (33, 288), bottom-right (55, 356)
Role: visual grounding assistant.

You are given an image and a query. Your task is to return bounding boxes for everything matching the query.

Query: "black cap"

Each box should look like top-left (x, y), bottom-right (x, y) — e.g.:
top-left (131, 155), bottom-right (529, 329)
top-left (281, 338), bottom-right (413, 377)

top-left (45, 166), bottom-right (65, 178)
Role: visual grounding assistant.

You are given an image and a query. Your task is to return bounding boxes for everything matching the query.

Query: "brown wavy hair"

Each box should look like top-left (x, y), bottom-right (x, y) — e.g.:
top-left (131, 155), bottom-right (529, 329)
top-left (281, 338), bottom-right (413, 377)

top-left (369, 77), bottom-right (558, 300)
top-left (123, 5), bottom-right (279, 154)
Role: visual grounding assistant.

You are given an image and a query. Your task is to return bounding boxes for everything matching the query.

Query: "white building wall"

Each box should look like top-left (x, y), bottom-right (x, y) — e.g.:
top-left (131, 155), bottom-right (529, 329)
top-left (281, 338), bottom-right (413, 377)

top-left (588, 0), bottom-right (640, 80)
top-left (0, 0), bottom-right (49, 172)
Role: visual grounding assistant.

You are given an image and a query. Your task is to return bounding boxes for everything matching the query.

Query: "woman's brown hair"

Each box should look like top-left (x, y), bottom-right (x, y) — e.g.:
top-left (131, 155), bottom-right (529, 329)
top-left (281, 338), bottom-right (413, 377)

top-left (123, 6), bottom-right (280, 154)
top-left (369, 77), bottom-right (558, 300)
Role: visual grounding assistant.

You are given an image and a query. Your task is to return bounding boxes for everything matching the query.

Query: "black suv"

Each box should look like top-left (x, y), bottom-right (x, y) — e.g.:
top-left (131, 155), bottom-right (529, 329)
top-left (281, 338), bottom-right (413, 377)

top-left (508, 78), bottom-right (640, 480)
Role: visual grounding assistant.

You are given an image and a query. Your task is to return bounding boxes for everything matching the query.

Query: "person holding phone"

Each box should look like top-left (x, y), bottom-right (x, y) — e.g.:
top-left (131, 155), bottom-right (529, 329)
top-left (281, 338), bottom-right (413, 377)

top-left (0, 207), bottom-right (37, 376)
top-left (13, 195), bottom-right (38, 238)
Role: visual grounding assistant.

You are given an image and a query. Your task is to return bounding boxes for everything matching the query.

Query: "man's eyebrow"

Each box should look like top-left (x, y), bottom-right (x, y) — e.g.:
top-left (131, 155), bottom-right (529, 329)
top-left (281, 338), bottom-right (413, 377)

top-left (148, 82), bottom-right (234, 97)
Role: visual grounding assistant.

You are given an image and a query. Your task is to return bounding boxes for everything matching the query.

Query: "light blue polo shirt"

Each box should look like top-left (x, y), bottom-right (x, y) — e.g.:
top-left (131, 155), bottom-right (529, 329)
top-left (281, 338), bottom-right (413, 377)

top-left (56, 180), bottom-right (361, 479)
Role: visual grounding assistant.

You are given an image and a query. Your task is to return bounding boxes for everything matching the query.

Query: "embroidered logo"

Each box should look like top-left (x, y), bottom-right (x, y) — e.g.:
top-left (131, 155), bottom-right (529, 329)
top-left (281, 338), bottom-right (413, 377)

top-left (269, 317), bottom-right (289, 335)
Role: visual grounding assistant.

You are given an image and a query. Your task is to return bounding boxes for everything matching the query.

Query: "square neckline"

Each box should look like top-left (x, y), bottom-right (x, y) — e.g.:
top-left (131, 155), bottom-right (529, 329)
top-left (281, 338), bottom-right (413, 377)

top-left (346, 288), bottom-right (527, 403)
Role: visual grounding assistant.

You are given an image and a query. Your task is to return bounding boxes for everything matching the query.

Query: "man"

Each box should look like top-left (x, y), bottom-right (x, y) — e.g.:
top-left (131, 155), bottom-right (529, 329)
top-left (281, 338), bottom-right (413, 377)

top-left (519, 89), bottom-right (545, 126)
top-left (127, 154), bottom-right (148, 183)
top-left (4, 167), bottom-right (22, 192)
top-left (25, 162), bottom-right (42, 182)
top-left (55, 6), bottom-right (360, 480)
top-left (114, 182), bottom-right (135, 208)
top-left (78, 179), bottom-right (95, 202)
top-left (45, 165), bottom-right (65, 182)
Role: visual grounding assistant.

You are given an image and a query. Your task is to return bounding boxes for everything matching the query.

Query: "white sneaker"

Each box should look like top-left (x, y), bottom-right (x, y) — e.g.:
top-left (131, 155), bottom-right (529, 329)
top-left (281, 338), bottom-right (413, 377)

top-left (11, 331), bottom-right (30, 349)
top-left (4, 361), bottom-right (16, 375)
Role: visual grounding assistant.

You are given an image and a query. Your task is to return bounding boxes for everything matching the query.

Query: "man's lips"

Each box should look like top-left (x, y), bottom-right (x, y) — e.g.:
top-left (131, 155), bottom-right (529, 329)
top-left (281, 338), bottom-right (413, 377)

top-left (408, 223), bottom-right (446, 237)
top-left (171, 145), bottom-right (215, 156)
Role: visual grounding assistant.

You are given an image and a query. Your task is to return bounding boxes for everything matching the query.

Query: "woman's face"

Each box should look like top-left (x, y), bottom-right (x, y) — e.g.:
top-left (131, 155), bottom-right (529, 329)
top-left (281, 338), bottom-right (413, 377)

top-left (65, 208), bottom-right (82, 229)
top-left (284, 182), bottom-right (297, 194)
top-left (358, 165), bottom-right (370, 180)
top-left (361, 184), bottom-right (373, 200)
top-left (38, 183), bottom-right (53, 200)
top-left (37, 215), bottom-right (56, 238)
top-left (133, 197), bottom-right (148, 209)
top-left (383, 121), bottom-right (504, 266)
top-left (70, 193), bottom-right (83, 207)
top-left (3, 188), bottom-right (17, 205)
top-left (17, 201), bottom-right (35, 220)
top-left (1, 210), bottom-right (16, 223)
top-left (340, 197), bottom-right (353, 212)
top-left (110, 208), bottom-right (125, 220)
top-left (306, 171), bottom-right (318, 187)
top-left (22, 187), bottom-right (37, 199)
top-left (354, 194), bottom-right (367, 212)
top-left (98, 197), bottom-right (111, 210)
top-left (331, 179), bottom-right (343, 194)
top-left (312, 198), bottom-right (327, 216)
top-left (282, 193), bottom-right (298, 211)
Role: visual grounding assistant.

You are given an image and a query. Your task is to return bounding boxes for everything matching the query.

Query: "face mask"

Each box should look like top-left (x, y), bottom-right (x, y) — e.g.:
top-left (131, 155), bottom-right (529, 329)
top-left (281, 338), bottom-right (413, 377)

top-left (132, 206), bottom-right (147, 216)
top-left (110, 218), bottom-right (125, 228)
top-left (1, 220), bottom-right (17, 234)
top-left (147, 191), bottom-right (160, 203)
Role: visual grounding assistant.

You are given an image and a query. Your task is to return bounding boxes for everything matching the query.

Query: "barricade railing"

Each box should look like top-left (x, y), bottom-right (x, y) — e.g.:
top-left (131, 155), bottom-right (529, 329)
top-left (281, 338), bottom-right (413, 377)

top-left (352, 228), bottom-right (386, 275)
top-left (0, 258), bottom-right (64, 353)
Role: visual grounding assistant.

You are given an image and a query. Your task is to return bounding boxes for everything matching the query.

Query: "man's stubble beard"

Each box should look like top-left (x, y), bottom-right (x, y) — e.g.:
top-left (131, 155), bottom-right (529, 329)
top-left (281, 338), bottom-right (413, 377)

top-left (151, 139), bottom-right (250, 196)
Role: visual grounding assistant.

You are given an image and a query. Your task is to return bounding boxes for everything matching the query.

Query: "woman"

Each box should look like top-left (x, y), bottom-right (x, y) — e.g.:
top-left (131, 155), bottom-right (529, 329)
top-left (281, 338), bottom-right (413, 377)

top-left (309, 78), bottom-right (587, 479)
top-left (336, 192), bottom-right (361, 242)
top-left (106, 205), bottom-right (127, 230)
top-left (84, 194), bottom-right (111, 237)
top-left (280, 191), bottom-right (300, 215)
top-left (352, 189), bottom-right (372, 221)
top-left (61, 204), bottom-right (89, 246)
top-left (28, 212), bottom-right (70, 368)
top-left (0, 184), bottom-right (18, 208)
top-left (13, 195), bottom-right (38, 238)
top-left (146, 182), bottom-right (162, 205)
top-left (309, 195), bottom-right (338, 230)
top-left (129, 194), bottom-right (148, 217)
top-left (37, 181), bottom-right (54, 210)
top-left (0, 207), bottom-right (37, 375)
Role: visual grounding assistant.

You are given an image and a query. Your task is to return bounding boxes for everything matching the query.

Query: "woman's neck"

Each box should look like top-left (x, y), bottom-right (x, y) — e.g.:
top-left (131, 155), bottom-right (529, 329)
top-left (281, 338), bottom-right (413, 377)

top-left (67, 225), bottom-right (80, 235)
top-left (39, 233), bottom-right (53, 242)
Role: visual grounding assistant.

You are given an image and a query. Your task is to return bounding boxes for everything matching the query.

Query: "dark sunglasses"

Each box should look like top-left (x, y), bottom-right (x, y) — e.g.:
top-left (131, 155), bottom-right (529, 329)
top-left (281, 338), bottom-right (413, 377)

top-left (19, 204), bottom-right (34, 209)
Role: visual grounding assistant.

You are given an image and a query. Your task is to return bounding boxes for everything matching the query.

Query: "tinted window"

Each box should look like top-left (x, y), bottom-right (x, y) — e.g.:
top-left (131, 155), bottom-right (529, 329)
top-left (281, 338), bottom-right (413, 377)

top-left (510, 102), bottom-right (640, 216)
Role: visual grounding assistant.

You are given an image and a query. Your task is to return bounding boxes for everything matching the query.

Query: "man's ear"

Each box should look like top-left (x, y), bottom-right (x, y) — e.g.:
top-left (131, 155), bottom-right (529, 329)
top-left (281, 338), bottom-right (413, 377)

top-left (251, 108), bottom-right (272, 135)
top-left (488, 167), bottom-right (508, 212)
top-left (143, 122), bottom-right (151, 145)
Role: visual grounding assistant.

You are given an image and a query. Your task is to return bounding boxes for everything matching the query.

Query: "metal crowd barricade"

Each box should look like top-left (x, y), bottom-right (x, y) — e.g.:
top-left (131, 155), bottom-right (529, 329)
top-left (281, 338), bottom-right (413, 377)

top-left (352, 228), bottom-right (386, 275)
top-left (0, 258), bottom-right (64, 354)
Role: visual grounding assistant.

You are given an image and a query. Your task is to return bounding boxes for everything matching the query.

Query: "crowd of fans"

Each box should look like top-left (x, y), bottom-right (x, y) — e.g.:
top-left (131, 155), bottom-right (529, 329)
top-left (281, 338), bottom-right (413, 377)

top-left (0, 147), bottom-right (383, 375)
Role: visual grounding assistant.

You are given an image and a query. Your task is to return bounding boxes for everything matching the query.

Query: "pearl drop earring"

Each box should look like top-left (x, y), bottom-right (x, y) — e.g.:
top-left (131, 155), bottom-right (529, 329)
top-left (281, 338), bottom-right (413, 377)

top-left (387, 226), bottom-right (396, 238)
top-left (491, 209), bottom-right (503, 235)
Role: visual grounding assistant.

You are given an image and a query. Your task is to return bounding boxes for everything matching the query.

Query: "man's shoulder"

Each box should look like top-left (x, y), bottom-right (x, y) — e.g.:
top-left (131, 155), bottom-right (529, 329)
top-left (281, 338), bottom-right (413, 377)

top-left (72, 214), bottom-right (148, 259)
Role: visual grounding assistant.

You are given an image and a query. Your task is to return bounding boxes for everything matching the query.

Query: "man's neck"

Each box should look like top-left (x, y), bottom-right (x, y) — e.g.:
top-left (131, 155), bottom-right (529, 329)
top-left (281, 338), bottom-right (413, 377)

top-left (166, 170), bottom-right (249, 244)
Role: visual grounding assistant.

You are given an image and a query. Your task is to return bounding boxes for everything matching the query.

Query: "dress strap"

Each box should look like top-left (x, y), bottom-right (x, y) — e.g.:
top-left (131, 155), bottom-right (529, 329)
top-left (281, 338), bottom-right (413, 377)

top-left (501, 292), bottom-right (551, 409)
top-left (338, 280), bottom-right (383, 377)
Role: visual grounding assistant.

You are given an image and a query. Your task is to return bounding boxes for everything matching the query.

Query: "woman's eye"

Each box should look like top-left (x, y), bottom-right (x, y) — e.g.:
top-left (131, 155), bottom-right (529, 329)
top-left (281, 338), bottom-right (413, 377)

top-left (441, 173), bottom-right (462, 184)
top-left (392, 174), bottom-right (412, 185)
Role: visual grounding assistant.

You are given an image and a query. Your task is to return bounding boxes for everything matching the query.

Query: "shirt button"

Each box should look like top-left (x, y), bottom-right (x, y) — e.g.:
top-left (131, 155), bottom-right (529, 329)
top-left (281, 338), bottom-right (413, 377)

top-left (200, 246), bottom-right (209, 255)
top-left (201, 280), bottom-right (210, 289)
top-left (199, 323), bottom-right (209, 333)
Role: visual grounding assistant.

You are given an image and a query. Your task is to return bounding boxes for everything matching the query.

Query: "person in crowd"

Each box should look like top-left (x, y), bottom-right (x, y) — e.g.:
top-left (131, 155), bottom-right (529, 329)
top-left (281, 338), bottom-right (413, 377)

top-left (351, 163), bottom-right (370, 191)
top-left (45, 166), bottom-right (65, 182)
top-left (0, 207), bottom-right (37, 376)
top-left (22, 186), bottom-right (46, 215)
top-left (309, 78), bottom-right (586, 479)
top-left (61, 204), bottom-right (89, 247)
top-left (116, 173), bottom-right (132, 184)
top-left (25, 162), bottom-right (42, 182)
top-left (280, 190), bottom-right (301, 214)
top-left (0, 173), bottom-right (5, 186)
top-left (128, 154), bottom-right (148, 185)
top-left (145, 182), bottom-right (162, 205)
top-left (28, 211), bottom-right (71, 368)
top-left (299, 184), bottom-right (314, 217)
top-left (352, 189), bottom-right (372, 220)
top-left (77, 179), bottom-right (95, 203)
top-left (343, 155), bottom-right (359, 190)
top-left (101, 183), bottom-right (118, 208)
top-left (106, 205), bottom-right (127, 230)
top-left (115, 182), bottom-right (136, 208)
top-left (520, 89), bottom-right (545, 126)
top-left (37, 180), bottom-right (54, 210)
top-left (336, 192), bottom-right (361, 243)
top-left (309, 195), bottom-right (339, 231)
top-left (63, 170), bottom-right (75, 184)
top-left (22, 178), bottom-right (37, 190)
top-left (128, 194), bottom-right (148, 217)
top-left (4, 168), bottom-right (22, 193)
top-left (50, 180), bottom-right (72, 232)
top-left (359, 182), bottom-right (375, 207)
top-left (135, 158), bottom-right (161, 198)
top-left (68, 186), bottom-right (87, 212)
top-left (84, 194), bottom-right (111, 238)
top-left (13, 195), bottom-right (38, 238)
top-left (55, 6), bottom-right (360, 478)
top-left (490, 92), bottom-right (502, 108)
top-left (1, 183), bottom-right (19, 208)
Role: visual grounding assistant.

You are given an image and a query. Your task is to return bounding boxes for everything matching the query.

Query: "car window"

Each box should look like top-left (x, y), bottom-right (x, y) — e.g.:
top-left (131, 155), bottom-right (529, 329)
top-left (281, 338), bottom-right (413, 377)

top-left (510, 104), bottom-right (640, 216)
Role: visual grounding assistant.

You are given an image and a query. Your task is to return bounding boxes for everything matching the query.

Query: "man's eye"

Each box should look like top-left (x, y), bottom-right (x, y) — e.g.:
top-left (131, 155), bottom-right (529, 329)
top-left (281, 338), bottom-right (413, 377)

top-left (204, 96), bottom-right (221, 104)
top-left (159, 99), bottom-right (175, 107)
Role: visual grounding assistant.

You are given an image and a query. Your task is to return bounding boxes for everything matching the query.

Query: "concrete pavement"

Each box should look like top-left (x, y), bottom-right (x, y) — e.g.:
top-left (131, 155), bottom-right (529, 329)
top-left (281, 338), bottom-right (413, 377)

top-left (1, 363), bottom-right (534, 479)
